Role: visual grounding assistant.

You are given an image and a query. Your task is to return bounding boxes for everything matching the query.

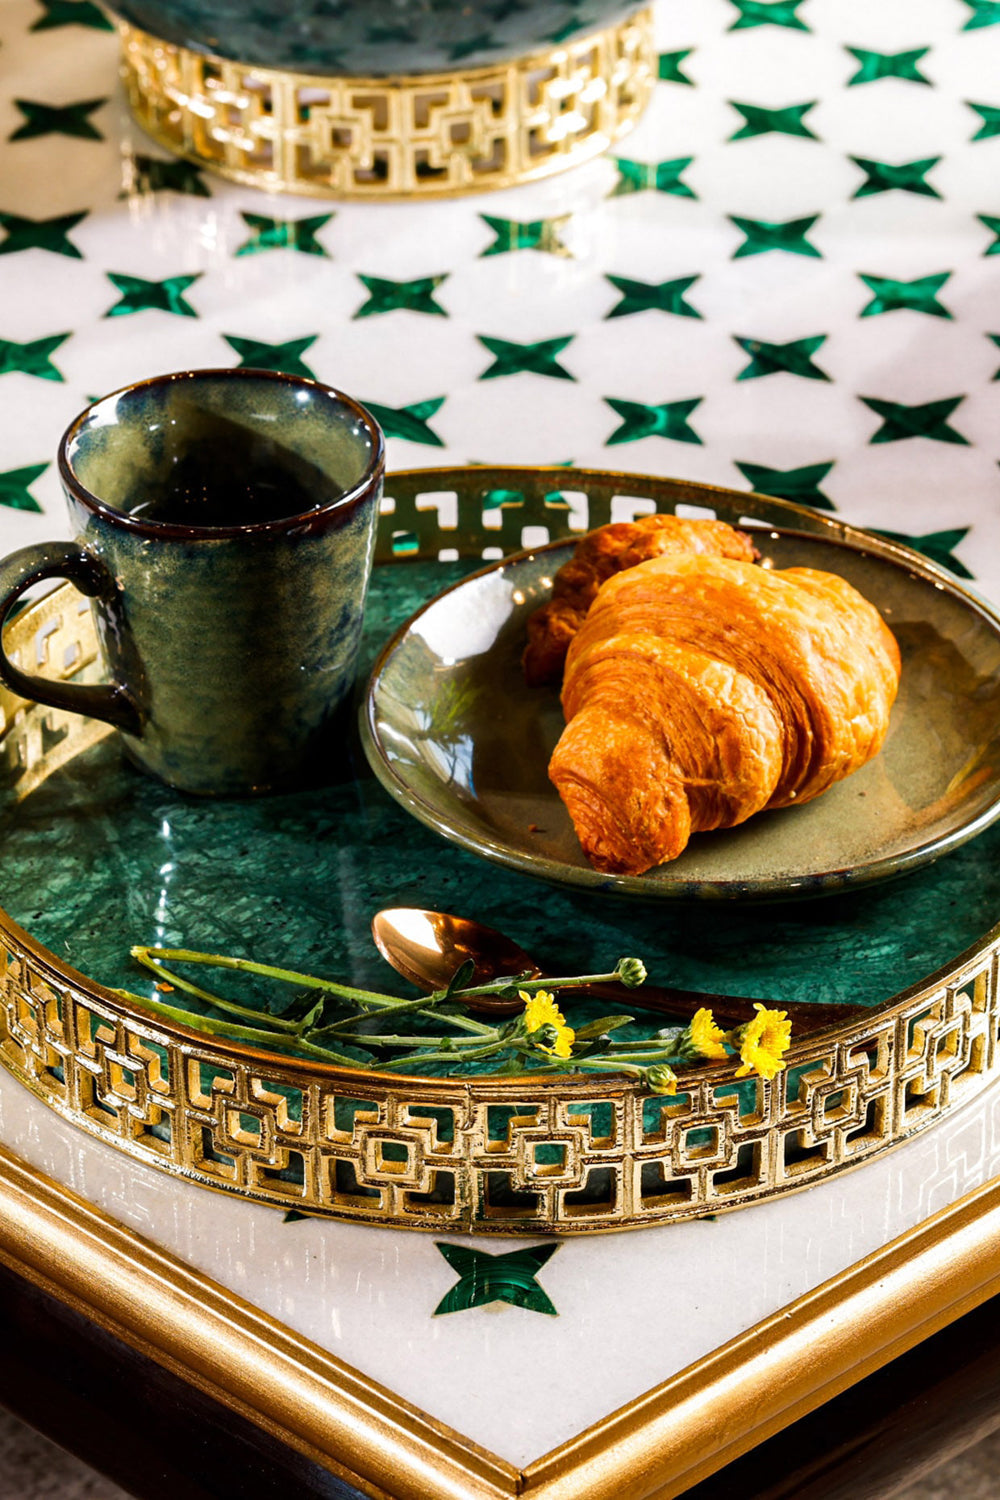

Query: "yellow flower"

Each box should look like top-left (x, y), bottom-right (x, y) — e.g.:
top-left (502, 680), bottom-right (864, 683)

top-left (735, 1003), bottom-right (792, 1080)
top-left (520, 989), bottom-right (576, 1059)
top-left (689, 1007), bottom-right (728, 1060)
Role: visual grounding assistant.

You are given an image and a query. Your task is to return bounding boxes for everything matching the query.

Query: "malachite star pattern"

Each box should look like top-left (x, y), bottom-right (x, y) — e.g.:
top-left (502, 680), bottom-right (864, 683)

top-left (0, 210), bottom-right (87, 259)
top-left (861, 395), bottom-right (970, 446)
top-left (845, 47), bottom-right (932, 86)
top-left (433, 1242), bottom-right (558, 1316)
top-left (658, 49), bottom-right (694, 84)
top-left (480, 214), bottom-right (571, 258)
top-left (223, 334), bottom-right (319, 379)
top-left (850, 156), bottom-right (942, 200)
top-left (355, 275), bottom-right (448, 318)
top-left (873, 527), bottom-right (974, 578)
top-left (104, 272), bottom-right (202, 319)
top-left (30, 0), bottom-right (112, 30)
top-left (124, 155), bottom-right (211, 197)
top-left (736, 460), bottom-right (836, 511)
top-left (730, 214), bottom-right (822, 259)
top-left (605, 397), bottom-right (703, 446)
top-left (477, 335), bottom-right (575, 381)
top-left (234, 212), bottom-right (334, 258)
top-left (734, 334), bottom-right (830, 381)
top-left (361, 398), bottom-right (446, 447)
top-left (0, 463), bottom-right (48, 513)
top-left (611, 157), bottom-right (696, 199)
top-left (9, 97), bottom-right (106, 142)
top-left (978, 215), bottom-right (1000, 254)
top-left (990, 334), bottom-right (1000, 379)
top-left (859, 272), bottom-right (953, 319)
top-left (968, 103), bottom-right (1000, 141)
top-left (963, 0), bottom-right (1000, 28)
top-left (605, 274), bottom-right (702, 320)
top-left (729, 101), bottom-right (818, 141)
top-left (728, 0), bottom-right (810, 32)
top-left (0, 332), bottom-right (70, 382)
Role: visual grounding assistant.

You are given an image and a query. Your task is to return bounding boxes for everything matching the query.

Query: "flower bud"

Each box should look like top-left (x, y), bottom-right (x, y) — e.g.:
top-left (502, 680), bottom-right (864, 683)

top-left (644, 1063), bottom-right (678, 1095)
top-left (615, 957), bottom-right (647, 988)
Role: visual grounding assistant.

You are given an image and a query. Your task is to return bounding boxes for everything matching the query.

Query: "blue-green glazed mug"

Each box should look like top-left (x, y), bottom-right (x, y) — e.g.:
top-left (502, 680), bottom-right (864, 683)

top-left (0, 369), bottom-right (385, 795)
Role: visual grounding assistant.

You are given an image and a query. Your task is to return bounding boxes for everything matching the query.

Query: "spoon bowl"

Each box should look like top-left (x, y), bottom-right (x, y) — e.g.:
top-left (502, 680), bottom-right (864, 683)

top-left (371, 907), bottom-right (865, 1032)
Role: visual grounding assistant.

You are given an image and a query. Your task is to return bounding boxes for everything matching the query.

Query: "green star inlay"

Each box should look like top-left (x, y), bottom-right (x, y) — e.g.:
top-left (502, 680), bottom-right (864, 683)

top-left (124, 155), bottom-right (211, 197)
top-left (223, 334), bottom-right (319, 379)
top-left (730, 215), bottom-right (822, 259)
top-left (104, 271), bottom-right (202, 319)
top-left (963, 0), bottom-right (1000, 28)
top-left (729, 101), bottom-right (818, 141)
top-left (480, 214), bottom-right (571, 258)
top-left (605, 397), bottom-right (703, 446)
top-left (477, 334), bottom-right (575, 381)
top-left (734, 334), bottom-right (830, 381)
top-left (0, 332), bottom-right (69, 382)
top-left (354, 275), bottom-right (448, 318)
top-left (729, 0), bottom-right (810, 31)
top-left (990, 333), bottom-right (1000, 378)
top-left (872, 527), bottom-right (973, 579)
top-left (361, 398), bottom-right (445, 446)
top-left (611, 157), bottom-right (696, 198)
top-left (968, 102), bottom-right (1000, 141)
top-left (30, 0), bottom-right (112, 29)
top-left (860, 395), bottom-right (969, 446)
top-left (434, 1242), bottom-right (558, 1316)
top-left (736, 460), bottom-right (835, 511)
top-left (845, 46), bottom-right (932, 85)
top-left (10, 97), bottom-right (107, 142)
top-left (235, 212), bottom-right (333, 257)
top-left (978, 214), bottom-right (1000, 254)
top-left (858, 272), bottom-right (952, 319)
top-left (0, 462), bottom-right (48, 512)
top-left (658, 49), bottom-right (694, 84)
top-left (605, 274), bottom-right (702, 320)
top-left (0, 209), bottom-right (86, 258)
top-left (850, 156), bottom-right (942, 199)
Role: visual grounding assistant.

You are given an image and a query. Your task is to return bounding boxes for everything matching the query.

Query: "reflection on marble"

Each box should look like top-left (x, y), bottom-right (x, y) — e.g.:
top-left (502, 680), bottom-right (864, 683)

top-left (1, 1059), bottom-right (999, 1468)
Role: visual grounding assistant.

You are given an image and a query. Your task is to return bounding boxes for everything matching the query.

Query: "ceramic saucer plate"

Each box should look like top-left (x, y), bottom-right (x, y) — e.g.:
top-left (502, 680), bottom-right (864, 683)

top-left (361, 527), bottom-right (1000, 901)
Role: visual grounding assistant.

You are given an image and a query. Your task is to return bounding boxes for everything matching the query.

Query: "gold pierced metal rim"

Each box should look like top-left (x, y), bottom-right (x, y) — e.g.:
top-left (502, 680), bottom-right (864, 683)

top-left (115, 9), bottom-right (655, 200)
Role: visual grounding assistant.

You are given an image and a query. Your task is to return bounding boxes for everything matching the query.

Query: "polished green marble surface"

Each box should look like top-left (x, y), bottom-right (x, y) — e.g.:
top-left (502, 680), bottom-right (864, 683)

top-left (1, 558), bottom-right (999, 1036)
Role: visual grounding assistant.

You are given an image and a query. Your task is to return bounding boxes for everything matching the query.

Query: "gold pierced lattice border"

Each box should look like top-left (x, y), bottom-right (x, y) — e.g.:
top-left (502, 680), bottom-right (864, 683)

top-left (116, 11), bottom-right (654, 200)
top-left (0, 467), bottom-right (997, 1236)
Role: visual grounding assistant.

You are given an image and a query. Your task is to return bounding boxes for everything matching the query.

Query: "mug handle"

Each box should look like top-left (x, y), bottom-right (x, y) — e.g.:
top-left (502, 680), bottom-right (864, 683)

top-left (0, 541), bottom-right (142, 735)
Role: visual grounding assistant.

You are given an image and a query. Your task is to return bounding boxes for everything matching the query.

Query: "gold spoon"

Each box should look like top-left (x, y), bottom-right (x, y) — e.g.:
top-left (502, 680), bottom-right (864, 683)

top-left (370, 907), bottom-right (864, 1032)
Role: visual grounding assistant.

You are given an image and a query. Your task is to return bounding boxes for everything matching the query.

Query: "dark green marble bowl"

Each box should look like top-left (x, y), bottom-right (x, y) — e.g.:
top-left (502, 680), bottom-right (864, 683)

top-left (106, 0), bottom-right (639, 75)
top-left (362, 528), bottom-right (1000, 901)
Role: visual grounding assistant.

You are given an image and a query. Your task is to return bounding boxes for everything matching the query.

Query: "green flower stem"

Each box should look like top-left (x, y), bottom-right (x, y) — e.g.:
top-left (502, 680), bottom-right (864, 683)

top-left (109, 989), bottom-right (363, 1065)
top-left (332, 1030), bottom-right (503, 1051)
top-left (456, 971), bottom-right (632, 1000)
top-left (129, 952), bottom-right (303, 1032)
top-left (369, 1040), bottom-right (515, 1071)
top-left (313, 992), bottom-right (495, 1038)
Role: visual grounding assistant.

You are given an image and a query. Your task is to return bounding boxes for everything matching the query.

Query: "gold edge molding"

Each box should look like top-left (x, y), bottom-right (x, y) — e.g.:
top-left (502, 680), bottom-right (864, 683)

top-left (0, 1142), bottom-right (519, 1500)
top-left (117, 10), bottom-right (655, 200)
top-left (523, 1170), bottom-right (1000, 1499)
top-left (1, 1134), bottom-right (1000, 1499)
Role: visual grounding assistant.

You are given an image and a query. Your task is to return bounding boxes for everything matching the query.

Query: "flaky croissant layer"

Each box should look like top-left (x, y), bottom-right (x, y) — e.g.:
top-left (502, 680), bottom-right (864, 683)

top-left (549, 554), bottom-right (901, 876)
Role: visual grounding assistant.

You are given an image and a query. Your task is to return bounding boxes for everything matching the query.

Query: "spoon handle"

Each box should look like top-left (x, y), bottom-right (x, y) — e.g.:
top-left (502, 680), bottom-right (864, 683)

top-left (570, 979), bottom-right (867, 1035)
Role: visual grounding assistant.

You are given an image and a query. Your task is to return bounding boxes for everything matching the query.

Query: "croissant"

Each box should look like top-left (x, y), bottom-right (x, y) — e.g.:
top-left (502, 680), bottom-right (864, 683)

top-left (549, 554), bottom-right (901, 875)
top-left (522, 513), bottom-right (758, 687)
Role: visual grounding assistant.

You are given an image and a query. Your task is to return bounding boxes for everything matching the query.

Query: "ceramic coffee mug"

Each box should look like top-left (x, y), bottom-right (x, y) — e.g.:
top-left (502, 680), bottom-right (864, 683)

top-left (0, 369), bottom-right (385, 795)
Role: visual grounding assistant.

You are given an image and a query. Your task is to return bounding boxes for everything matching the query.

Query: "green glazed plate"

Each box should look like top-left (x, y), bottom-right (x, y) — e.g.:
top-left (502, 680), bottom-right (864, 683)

top-left (362, 527), bottom-right (1000, 901)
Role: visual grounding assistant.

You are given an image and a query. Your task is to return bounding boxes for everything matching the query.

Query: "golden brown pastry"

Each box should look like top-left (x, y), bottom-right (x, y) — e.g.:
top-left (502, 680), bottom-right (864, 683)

top-left (522, 514), bottom-right (758, 687)
top-left (549, 554), bottom-right (901, 875)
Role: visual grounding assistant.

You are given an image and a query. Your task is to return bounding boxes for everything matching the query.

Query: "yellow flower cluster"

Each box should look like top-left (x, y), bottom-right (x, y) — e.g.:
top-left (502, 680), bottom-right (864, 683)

top-left (521, 989), bottom-right (576, 1059)
top-left (735, 1004), bottom-right (792, 1081)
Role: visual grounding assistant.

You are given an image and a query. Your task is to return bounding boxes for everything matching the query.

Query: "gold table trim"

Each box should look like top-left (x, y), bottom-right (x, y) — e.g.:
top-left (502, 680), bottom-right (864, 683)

top-left (0, 467), bottom-right (998, 1235)
top-left (116, 10), bottom-right (655, 200)
top-left (1, 1137), bottom-right (1000, 1498)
